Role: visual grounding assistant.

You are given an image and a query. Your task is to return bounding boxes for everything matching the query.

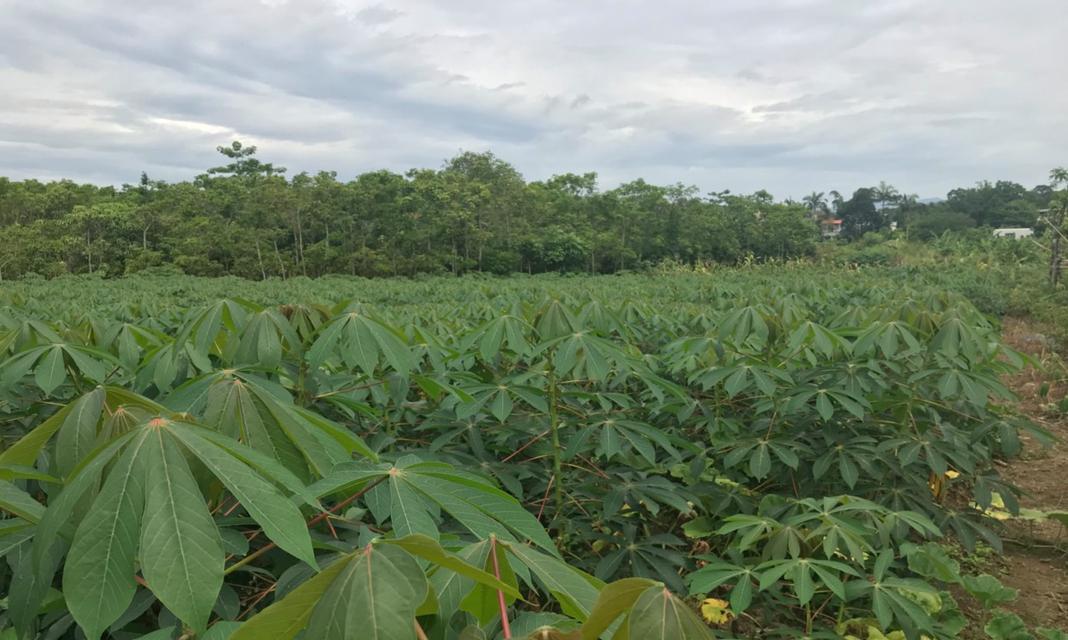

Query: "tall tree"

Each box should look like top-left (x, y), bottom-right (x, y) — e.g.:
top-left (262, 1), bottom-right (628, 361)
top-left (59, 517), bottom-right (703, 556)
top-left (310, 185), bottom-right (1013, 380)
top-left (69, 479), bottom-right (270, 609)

top-left (802, 192), bottom-right (828, 219)
top-left (204, 141), bottom-right (286, 180)
top-left (838, 188), bottom-right (883, 240)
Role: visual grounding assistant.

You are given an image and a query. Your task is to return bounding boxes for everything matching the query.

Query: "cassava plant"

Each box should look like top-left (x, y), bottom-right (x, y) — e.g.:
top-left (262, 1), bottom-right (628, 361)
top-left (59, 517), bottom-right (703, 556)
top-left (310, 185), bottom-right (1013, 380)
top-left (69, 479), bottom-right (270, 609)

top-left (0, 267), bottom-right (1045, 639)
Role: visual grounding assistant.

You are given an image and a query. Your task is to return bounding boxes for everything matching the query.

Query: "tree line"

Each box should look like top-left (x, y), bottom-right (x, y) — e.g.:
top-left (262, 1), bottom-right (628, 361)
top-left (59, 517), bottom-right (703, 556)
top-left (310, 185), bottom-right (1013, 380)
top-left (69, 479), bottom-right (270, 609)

top-left (0, 141), bottom-right (1061, 279)
top-left (817, 178), bottom-right (1061, 240)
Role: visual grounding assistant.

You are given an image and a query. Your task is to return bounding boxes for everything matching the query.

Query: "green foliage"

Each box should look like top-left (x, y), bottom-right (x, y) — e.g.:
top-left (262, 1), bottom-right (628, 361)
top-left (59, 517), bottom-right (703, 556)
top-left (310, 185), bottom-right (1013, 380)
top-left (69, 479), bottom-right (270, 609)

top-left (907, 209), bottom-right (977, 239)
top-left (0, 144), bottom-right (824, 280)
top-left (0, 266), bottom-right (1043, 638)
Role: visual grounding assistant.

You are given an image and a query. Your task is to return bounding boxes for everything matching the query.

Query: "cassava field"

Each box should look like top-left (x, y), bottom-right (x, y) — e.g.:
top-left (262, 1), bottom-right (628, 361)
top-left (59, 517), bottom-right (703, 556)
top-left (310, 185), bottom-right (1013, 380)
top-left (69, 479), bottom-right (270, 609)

top-left (0, 263), bottom-right (1065, 640)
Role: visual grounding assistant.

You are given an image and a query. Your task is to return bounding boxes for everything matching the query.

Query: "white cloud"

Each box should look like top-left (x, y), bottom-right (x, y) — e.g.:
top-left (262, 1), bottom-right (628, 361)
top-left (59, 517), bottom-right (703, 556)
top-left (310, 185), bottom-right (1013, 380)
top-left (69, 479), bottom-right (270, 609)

top-left (0, 0), bottom-right (1065, 197)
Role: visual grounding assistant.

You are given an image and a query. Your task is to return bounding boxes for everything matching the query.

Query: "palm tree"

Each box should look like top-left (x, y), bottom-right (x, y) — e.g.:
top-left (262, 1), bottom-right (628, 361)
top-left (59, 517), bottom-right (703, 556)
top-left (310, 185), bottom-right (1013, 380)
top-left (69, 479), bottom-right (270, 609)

top-left (802, 192), bottom-right (827, 219)
top-left (828, 190), bottom-right (844, 214)
top-left (873, 181), bottom-right (900, 211)
top-left (1051, 167), bottom-right (1068, 186)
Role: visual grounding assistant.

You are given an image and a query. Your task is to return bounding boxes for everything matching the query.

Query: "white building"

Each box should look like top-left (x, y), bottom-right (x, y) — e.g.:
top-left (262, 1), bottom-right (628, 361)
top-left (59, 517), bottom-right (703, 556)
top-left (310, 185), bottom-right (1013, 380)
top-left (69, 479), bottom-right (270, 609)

top-left (992, 228), bottom-right (1034, 239)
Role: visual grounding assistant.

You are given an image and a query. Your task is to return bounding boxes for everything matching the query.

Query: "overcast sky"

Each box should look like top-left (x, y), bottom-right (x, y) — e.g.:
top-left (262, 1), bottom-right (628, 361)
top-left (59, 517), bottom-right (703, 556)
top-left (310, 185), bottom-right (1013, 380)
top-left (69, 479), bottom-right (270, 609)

top-left (1, 0), bottom-right (1065, 199)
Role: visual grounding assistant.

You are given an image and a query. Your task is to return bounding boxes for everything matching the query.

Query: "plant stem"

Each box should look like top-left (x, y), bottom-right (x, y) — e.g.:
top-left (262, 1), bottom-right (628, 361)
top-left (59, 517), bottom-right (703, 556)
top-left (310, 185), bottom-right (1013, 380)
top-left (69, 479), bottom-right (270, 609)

top-left (490, 536), bottom-right (512, 639)
top-left (547, 365), bottom-right (564, 523)
top-left (415, 621), bottom-right (429, 640)
top-left (297, 358), bottom-right (309, 407)
top-left (224, 476), bottom-right (386, 575)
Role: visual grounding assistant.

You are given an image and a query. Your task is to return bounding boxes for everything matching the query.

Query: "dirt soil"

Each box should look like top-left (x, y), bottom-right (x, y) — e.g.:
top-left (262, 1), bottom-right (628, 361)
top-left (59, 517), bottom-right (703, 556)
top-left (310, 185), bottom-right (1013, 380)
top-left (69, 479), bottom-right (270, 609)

top-left (988, 317), bottom-right (1068, 632)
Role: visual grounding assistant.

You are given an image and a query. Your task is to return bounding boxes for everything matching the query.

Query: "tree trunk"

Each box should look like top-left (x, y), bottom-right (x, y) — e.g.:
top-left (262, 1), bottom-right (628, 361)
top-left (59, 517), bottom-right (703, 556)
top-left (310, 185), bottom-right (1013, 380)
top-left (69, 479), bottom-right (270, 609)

top-left (292, 210), bottom-right (306, 276)
top-left (273, 239), bottom-right (287, 280)
top-left (255, 238), bottom-right (267, 280)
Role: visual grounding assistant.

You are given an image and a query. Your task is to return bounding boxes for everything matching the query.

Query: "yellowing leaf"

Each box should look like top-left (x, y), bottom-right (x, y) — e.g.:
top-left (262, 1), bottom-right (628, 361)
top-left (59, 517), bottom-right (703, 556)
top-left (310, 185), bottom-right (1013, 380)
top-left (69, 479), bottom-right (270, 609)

top-left (700, 597), bottom-right (733, 625)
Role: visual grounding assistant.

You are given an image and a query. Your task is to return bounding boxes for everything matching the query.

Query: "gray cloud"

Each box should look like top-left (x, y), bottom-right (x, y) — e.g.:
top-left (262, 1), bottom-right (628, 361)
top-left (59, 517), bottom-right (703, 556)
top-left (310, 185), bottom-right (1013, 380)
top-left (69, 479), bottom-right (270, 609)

top-left (355, 3), bottom-right (403, 25)
top-left (0, 0), bottom-right (1065, 198)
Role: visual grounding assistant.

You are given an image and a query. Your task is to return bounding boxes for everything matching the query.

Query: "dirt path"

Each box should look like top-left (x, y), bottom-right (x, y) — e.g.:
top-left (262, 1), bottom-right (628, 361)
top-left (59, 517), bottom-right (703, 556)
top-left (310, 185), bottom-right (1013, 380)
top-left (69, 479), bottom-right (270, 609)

top-left (990, 318), bottom-right (1068, 631)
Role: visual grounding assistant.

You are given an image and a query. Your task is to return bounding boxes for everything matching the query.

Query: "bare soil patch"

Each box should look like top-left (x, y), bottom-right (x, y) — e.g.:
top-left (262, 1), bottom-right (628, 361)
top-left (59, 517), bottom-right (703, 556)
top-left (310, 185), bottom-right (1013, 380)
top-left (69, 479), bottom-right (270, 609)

top-left (988, 317), bottom-right (1068, 631)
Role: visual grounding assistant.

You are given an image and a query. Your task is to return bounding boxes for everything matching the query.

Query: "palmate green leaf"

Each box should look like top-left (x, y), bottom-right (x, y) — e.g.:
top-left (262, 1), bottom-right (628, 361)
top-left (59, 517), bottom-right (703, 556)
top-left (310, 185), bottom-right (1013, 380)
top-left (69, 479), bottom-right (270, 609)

top-left (962, 574), bottom-right (1018, 608)
top-left (490, 388), bottom-right (513, 422)
top-left (324, 458), bottom-right (559, 556)
top-left (389, 473), bottom-right (438, 539)
top-left (472, 314), bottom-right (532, 361)
top-left (403, 466), bottom-right (558, 554)
top-left (0, 346), bottom-right (46, 388)
top-left (235, 544), bottom-right (428, 640)
top-left (626, 585), bottom-right (713, 640)
top-left (428, 540), bottom-right (488, 619)
top-left (748, 442), bottom-right (771, 479)
top-left (307, 311), bottom-right (415, 375)
top-left (9, 536), bottom-right (66, 640)
top-left (384, 534), bottom-right (520, 599)
top-left (4, 344), bottom-right (118, 393)
top-left (397, 472), bottom-right (494, 540)
top-left (686, 561), bottom-right (756, 613)
top-left (305, 544), bottom-right (428, 640)
top-left (548, 332), bottom-right (632, 382)
top-left (190, 427), bottom-right (323, 510)
top-left (193, 373), bottom-right (371, 478)
top-left (308, 461), bottom-right (391, 498)
top-left (0, 386), bottom-right (162, 470)
top-left (0, 401), bottom-right (74, 469)
top-left (581, 577), bottom-right (659, 640)
top-left (231, 551), bottom-right (354, 640)
top-left (984, 610), bottom-right (1031, 640)
top-left (55, 386), bottom-right (105, 477)
top-left (63, 429), bottom-right (151, 640)
top-left (63, 343), bottom-right (117, 383)
top-left (461, 539), bottom-right (518, 625)
top-left (33, 430), bottom-right (139, 574)
top-left (200, 376), bottom-right (311, 477)
top-left (231, 309), bottom-right (296, 369)
top-left (33, 345), bottom-right (67, 395)
top-left (292, 405), bottom-right (377, 462)
top-left (140, 426), bottom-right (224, 636)
top-left (167, 422), bottom-right (318, 569)
top-left (816, 391), bottom-right (834, 421)
top-left (535, 299), bottom-right (574, 341)
top-left (504, 543), bottom-right (602, 621)
top-left (591, 419), bottom-right (681, 466)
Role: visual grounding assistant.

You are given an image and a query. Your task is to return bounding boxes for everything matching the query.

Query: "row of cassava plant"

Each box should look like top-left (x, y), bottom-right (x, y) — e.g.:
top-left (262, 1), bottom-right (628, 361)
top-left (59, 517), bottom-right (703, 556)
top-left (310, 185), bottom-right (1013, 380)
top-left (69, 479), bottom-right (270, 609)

top-left (0, 269), bottom-right (1052, 639)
